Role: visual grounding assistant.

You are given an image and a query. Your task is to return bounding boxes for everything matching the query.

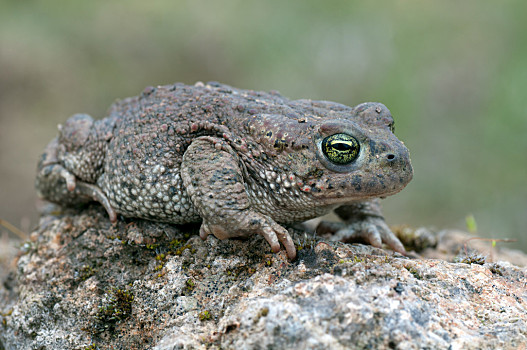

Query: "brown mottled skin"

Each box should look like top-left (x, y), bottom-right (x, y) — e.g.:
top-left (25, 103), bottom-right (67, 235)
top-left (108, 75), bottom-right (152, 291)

top-left (36, 81), bottom-right (413, 259)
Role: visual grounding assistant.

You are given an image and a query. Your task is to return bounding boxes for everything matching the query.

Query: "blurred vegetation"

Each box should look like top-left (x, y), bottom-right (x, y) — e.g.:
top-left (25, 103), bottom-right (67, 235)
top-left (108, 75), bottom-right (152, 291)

top-left (0, 0), bottom-right (526, 250)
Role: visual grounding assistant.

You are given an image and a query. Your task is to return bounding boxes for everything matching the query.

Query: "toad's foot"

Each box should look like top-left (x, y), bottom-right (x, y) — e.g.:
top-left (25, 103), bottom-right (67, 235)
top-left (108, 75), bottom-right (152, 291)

top-left (199, 211), bottom-right (296, 260)
top-left (74, 182), bottom-right (117, 222)
top-left (317, 217), bottom-right (406, 255)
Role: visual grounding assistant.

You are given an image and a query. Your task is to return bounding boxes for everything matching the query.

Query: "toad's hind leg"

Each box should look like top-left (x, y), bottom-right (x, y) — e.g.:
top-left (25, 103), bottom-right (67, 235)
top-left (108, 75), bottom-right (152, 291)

top-left (180, 136), bottom-right (296, 259)
top-left (36, 137), bottom-right (117, 222)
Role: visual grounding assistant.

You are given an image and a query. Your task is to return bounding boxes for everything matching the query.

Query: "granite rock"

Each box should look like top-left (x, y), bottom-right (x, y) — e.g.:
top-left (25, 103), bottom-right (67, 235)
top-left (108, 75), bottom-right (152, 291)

top-left (1, 206), bottom-right (526, 349)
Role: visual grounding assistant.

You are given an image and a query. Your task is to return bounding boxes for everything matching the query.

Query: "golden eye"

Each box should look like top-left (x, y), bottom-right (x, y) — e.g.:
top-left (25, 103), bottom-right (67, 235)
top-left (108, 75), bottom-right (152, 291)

top-left (321, 133), bottom-right (360, 165)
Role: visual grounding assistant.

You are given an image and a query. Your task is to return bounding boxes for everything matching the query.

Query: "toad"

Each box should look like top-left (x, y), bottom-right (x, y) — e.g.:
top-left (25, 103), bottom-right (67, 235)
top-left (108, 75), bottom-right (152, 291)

top-left (36, 81), bottom-right (413, 259)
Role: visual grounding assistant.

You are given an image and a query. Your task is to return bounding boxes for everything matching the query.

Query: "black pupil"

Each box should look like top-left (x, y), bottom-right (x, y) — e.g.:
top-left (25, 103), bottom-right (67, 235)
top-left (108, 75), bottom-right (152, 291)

top-left (333, 142), bottom-right (351, 151)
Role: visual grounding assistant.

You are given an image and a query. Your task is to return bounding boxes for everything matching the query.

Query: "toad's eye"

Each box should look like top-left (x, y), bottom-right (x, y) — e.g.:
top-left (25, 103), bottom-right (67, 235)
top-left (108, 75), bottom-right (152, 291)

top-left (321, 133), bottom-right (360, 165)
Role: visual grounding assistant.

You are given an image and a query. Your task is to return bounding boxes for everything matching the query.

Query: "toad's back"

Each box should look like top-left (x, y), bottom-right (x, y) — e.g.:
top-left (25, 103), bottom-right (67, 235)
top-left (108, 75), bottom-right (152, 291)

top-left (99, 82), bottom-right (308, 222)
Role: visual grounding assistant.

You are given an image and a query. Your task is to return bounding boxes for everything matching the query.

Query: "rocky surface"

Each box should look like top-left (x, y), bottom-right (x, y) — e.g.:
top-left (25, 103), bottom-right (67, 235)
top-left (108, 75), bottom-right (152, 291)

top-left (1, 206), bottom-right (526, 349)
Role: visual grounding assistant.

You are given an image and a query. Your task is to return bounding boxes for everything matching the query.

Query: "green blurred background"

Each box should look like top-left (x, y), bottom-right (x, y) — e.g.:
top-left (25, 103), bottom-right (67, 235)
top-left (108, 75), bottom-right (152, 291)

top-left (1, 0), bottom-right (526, 251)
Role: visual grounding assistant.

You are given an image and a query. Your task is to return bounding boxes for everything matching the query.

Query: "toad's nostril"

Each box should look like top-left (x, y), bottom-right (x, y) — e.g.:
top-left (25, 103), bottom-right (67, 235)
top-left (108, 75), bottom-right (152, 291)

top-left (386, 154), bottom-right (396, 161)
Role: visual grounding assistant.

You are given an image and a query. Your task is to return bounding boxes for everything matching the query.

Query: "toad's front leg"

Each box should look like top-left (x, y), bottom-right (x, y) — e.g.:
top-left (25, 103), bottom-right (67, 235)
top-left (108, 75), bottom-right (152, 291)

top-left (180, 136), bottom-right (297, 259)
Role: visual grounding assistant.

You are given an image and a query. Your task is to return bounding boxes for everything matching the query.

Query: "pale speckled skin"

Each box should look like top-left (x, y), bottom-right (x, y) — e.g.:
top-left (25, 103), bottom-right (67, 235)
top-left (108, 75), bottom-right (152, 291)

top-left (36, 81), bottom-right (413, 259)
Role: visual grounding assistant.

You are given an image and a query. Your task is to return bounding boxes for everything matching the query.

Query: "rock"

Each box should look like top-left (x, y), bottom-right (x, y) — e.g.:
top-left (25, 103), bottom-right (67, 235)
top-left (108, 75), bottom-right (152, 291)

top-left (0, 206), bottom-right (526, 349)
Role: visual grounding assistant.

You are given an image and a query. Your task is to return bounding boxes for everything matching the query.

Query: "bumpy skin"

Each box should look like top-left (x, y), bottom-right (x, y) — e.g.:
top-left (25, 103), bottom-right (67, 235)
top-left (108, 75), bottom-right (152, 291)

top-left (36, 82), bottom-right (413, 259)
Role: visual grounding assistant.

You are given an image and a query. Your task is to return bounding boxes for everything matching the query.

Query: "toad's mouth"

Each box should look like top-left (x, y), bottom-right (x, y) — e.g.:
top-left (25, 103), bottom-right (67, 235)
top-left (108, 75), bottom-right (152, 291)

top-left (309, 165), bottom-right (413, 205)
top-left (312, 185), bottom-right (409, 206)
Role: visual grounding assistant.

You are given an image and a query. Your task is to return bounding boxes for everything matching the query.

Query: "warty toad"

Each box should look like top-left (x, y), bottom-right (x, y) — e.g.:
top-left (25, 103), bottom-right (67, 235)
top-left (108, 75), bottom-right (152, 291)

top-left (36, 81), bottom-right (413, 259)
